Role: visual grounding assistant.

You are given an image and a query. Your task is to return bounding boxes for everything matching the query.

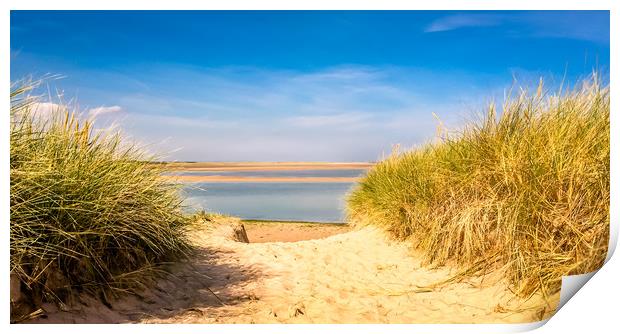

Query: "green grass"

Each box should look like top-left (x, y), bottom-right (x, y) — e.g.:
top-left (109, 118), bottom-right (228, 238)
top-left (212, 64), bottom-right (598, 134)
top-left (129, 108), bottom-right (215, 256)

top-left (347, 75), bottom-right (609, 298)
top-left (10, 80), bottom-right (192, 318)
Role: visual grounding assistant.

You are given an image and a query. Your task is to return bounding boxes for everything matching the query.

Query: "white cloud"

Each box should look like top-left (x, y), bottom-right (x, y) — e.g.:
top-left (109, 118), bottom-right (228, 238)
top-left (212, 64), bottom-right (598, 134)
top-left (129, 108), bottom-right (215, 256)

top-left (425, 14), bottom-right (500, 33)
top-left (87, 105), bottom-right (122, 117)
top-left (23, 102), bottom-right (68, 124)
top-left (32, 102), bottom-right (66, 114)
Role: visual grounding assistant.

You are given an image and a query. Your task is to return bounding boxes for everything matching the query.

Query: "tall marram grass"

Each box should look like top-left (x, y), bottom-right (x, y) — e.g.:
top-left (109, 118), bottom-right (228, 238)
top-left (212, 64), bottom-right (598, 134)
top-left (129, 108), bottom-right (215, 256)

top-left (10, 80), bottom-right (191, 317)
top-left (347, 76), bottom-right (609, 298)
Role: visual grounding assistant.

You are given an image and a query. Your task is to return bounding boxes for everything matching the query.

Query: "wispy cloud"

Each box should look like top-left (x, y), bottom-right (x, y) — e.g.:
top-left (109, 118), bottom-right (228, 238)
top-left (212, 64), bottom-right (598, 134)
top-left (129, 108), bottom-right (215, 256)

top-left (11, 11), bottom-right (608, 161)
top-left (424, 14), bottom-right (500, 33)
top-left (31, 64), bottom-right (530, 161)
top-left (84, 65), bottom-right (505, 161)
top-left (424, 12), bottom-right (609, 44)
top-left (87, 105), bottom-right (122, 117)
top-left (285, 112), bottom-right (373, 128)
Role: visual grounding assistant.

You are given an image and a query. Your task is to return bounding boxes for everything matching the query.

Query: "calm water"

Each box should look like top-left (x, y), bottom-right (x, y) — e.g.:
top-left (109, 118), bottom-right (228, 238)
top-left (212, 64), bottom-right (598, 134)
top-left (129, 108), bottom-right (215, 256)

top-left (182, 182), bottom-right (356, 223)
top-left (171, 168), bottom-right (366, 178)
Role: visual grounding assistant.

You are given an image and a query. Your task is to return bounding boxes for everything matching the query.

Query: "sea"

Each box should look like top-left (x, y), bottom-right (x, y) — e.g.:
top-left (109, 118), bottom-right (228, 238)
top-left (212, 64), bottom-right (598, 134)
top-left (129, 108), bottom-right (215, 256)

top-left (179, 169), bottom-right (366, 223)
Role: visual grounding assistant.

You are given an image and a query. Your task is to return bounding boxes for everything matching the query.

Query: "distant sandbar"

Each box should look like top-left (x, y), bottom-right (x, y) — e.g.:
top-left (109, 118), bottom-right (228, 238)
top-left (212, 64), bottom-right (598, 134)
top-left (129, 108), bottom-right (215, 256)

top-left (164, 175), bottom-right (360, 183)
top-left (164, 161), bottom-right (374, 172)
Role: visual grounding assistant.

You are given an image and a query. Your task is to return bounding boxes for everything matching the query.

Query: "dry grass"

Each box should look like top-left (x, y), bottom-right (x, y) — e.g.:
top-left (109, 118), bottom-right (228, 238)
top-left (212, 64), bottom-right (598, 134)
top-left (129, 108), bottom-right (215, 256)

top-left (347, 75), bottom-right (609, 298)
top-left (10, 79), bottom-right (192, 320)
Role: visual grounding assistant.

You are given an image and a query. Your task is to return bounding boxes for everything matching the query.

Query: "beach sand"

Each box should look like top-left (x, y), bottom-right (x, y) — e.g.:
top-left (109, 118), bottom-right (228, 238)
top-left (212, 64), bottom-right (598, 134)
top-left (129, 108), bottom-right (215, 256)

top-left (243, 221), bottom-right (350, 242)
top-left (26, 220), bottom-right (559, 324)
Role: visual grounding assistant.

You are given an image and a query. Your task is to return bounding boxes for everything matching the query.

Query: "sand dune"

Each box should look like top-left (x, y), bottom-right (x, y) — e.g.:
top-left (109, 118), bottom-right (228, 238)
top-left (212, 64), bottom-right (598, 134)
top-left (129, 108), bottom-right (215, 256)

top-left (28, 222), bottom-right (559, 324)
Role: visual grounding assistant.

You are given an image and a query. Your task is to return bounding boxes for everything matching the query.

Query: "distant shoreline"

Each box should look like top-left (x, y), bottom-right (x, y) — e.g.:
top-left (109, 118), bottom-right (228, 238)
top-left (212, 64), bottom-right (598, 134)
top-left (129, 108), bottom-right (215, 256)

top-left (242, 219), bottom-right (344, 225)
top-left (164, 161), bottom-right (374, 172)
top-left (165, 175), bottom-right (360, 183)
top-left (163, 161), bottom-right (370, 183)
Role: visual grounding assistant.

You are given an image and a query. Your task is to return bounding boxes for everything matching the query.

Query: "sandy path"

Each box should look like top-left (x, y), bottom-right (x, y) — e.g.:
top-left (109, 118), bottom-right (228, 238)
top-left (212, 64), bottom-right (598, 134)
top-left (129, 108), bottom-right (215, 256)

top-left (29, 225), bottom-right (558, 324)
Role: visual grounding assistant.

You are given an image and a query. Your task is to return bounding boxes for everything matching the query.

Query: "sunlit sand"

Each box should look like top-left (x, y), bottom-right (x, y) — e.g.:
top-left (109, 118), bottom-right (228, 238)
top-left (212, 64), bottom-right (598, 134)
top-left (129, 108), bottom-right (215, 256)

top-left (28, 219), bottom-right (559, 324)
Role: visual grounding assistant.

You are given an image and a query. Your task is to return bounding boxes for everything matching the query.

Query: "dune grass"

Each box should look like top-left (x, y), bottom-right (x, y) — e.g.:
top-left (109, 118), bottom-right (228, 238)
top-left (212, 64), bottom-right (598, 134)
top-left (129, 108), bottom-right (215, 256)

top-left (10, 80), bottom-right (191, 318)
top-left (347, 76), bottom-right (610, 298)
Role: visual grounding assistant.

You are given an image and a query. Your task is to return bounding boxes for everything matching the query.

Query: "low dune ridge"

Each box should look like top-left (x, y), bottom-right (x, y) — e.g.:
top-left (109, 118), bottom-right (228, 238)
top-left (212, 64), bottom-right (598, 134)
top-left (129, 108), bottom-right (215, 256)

top-left (27, 221), bottom-right (558, 324)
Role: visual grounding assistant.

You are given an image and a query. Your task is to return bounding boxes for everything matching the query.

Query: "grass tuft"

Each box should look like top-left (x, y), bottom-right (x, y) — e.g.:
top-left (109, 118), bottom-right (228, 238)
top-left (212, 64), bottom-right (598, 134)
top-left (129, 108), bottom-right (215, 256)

top-left (347, 75), bottom-right (609, 297)
top-left (10, 79), bottom-right (192, 318)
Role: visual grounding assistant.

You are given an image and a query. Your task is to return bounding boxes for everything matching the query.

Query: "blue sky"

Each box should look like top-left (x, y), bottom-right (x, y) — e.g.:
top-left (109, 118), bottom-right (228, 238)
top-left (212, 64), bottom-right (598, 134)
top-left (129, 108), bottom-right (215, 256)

top-left (10, 11), bottom-right (610, 161)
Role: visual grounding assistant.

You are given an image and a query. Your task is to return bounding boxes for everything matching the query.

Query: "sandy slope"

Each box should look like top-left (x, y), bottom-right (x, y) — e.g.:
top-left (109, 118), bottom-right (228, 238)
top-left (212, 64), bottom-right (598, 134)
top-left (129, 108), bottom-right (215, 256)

top-left (29, 224), bottom-right (559, 324)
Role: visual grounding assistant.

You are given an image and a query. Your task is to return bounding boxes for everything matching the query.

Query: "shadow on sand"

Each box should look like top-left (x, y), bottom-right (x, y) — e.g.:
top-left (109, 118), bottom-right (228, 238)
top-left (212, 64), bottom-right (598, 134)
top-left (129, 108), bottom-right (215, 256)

top-left (25, 244), bottom-right (267, 324)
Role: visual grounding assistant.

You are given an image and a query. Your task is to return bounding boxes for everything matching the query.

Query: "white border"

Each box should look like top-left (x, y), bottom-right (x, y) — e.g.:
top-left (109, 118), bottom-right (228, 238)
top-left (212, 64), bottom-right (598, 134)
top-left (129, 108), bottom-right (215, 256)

top-left (0, 1), bottom-right (616, 10)
top-left (2, 1), bottom-right (617, 333)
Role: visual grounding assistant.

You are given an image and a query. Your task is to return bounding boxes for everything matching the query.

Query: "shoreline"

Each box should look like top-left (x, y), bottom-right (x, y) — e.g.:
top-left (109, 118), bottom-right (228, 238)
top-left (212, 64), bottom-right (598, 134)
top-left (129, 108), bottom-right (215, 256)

top-left (242, 219), bottom-right (344, 225)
